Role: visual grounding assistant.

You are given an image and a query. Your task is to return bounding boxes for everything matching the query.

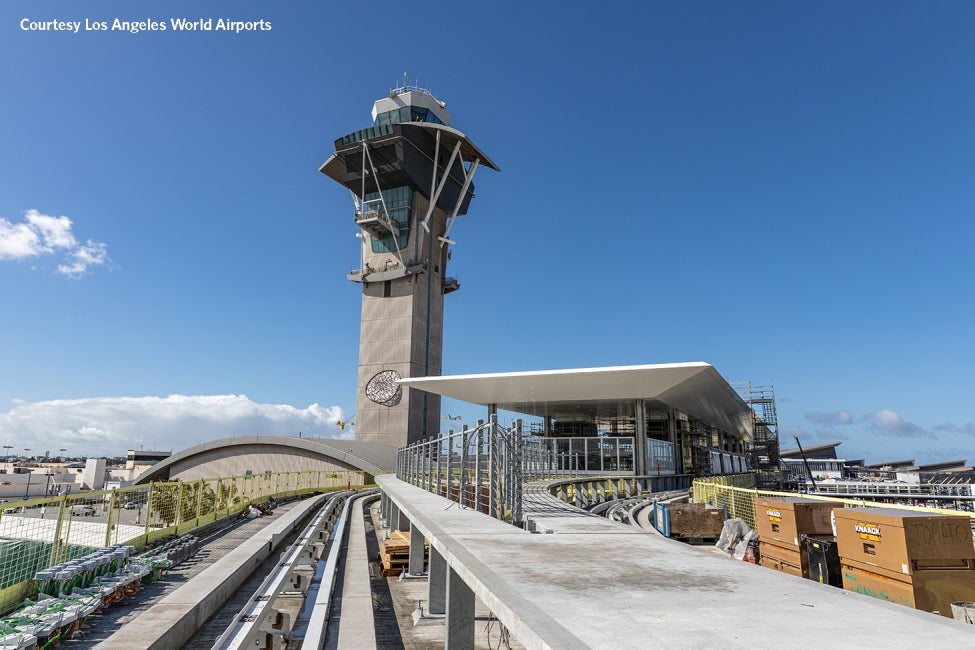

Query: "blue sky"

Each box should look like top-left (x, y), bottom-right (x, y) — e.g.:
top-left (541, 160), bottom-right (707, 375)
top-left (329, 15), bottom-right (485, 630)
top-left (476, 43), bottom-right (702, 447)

top-left (1, 1), bottom-right (972, 464)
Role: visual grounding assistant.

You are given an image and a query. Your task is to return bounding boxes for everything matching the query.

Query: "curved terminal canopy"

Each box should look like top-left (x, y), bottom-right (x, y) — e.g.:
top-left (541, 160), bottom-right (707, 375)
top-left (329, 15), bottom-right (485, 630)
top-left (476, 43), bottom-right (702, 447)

top-left (398, 362), bottom-right (753, 438)
top-left (136, 435), bottom-right (397, 483)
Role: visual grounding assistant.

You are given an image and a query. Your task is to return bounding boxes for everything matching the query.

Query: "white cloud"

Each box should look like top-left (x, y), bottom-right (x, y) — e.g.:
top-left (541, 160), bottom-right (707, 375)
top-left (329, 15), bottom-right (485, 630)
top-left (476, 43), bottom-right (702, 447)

top-left (0, 219), bottom-right (40, 259)
top-left (58, 240), bottom-right (110, 277)
top-left (0, 209), bottom-right (111, 276)
top-left (864, 408), bottom-right (927, 438)
top-left (934, 422), bottom-right (975, 435)
top-left (0, 395), bottom-right (351, 458)
top-left (26, 210), bottom-right (76, 250)
top-left (804, 410), bottom-right (854, 426)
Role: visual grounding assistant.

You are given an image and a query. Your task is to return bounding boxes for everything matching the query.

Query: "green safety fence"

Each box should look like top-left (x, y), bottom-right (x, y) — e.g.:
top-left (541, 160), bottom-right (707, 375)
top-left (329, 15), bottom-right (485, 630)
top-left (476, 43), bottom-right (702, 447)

top-left (0, 469), bottom-right (368, 615)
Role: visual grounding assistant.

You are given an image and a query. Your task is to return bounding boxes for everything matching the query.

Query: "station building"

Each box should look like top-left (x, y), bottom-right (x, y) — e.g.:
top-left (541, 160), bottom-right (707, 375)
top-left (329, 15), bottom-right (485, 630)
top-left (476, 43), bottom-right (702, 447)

top-left (400, 362), bottom-right (756, 477)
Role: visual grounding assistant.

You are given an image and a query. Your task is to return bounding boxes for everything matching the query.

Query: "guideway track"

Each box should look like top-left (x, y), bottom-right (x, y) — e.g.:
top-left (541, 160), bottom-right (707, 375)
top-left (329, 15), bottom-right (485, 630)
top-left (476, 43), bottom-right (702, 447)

top-left (94, 491), bottom-right (356, 649)
top-left (213, 490), bottom-right (376, 649)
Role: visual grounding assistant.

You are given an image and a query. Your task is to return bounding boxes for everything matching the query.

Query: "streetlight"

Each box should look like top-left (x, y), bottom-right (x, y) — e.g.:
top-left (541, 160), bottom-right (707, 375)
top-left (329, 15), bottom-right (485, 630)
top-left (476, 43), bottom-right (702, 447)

top-left (2, 445), bottom-right (11, 466)
top-left (22, 449), bottom-right (31, 499)
top-left (59, 448), bottom-right (66, 461)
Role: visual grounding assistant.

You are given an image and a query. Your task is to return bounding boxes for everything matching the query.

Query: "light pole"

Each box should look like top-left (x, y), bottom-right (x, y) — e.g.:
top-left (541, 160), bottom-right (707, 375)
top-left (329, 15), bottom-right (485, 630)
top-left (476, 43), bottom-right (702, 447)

top-left (2, 445), bottom-right (11, 469)
top-left (59, 448), bottom-right (66, 462)
top-left (22, 449), bottom-right (31, 499)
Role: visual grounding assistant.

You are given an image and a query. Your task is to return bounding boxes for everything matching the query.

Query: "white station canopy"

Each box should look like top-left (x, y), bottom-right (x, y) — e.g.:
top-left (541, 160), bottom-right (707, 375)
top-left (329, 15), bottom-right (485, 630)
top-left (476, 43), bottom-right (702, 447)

top-left (398, 362), bottom-right (754, 436)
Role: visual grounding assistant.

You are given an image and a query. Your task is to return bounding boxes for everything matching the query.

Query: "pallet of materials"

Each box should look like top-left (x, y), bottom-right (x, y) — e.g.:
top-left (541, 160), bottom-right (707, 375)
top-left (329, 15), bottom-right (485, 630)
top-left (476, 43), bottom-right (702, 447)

top-left (379, 530), bottom-right (428, 576)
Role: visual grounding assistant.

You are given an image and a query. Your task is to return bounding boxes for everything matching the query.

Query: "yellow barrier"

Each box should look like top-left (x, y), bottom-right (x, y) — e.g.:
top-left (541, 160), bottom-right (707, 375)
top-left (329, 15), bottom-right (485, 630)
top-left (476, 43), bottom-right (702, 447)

top-left (692, 476), bottom-right (975, 530)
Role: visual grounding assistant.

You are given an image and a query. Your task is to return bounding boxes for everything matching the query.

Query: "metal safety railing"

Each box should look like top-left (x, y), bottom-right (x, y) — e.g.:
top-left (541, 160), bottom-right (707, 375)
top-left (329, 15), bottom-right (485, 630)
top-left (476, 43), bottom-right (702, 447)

top-left (0, 469), bottom-right (366, 615)
top-left (396, 416), bottom-right (532, 525)
top-left (395, 417), bottom-right (689, 526)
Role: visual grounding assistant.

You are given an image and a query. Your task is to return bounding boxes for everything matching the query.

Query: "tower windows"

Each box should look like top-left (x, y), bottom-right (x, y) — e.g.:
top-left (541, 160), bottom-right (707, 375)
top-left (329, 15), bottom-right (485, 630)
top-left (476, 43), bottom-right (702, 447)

top-left (374, 106), bottom-right (444, 126)
top-left (364, 186), bottom-right (413, 253)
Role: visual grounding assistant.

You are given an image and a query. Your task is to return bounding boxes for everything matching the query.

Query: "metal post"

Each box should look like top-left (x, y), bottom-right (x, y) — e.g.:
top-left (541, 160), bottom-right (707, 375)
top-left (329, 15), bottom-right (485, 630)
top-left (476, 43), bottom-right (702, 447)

top-left (474, 424), bottom-right (483, 514)
top-left (445, 432), bottom-right (453, 502)
top-left (436, 436), bottom-right (443, 498)
top-left (488, 419), bottom-right (497, 519)
top-left (461, 426), bottom-right (469, 509)
top-left (512, 419), bottom-right (523, 527)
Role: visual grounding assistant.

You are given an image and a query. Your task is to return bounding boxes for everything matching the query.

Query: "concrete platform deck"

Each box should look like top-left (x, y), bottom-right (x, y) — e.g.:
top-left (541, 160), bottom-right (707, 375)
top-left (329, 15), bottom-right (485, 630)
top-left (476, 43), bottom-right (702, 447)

top-left (379, 475), bottom-right (975, 649)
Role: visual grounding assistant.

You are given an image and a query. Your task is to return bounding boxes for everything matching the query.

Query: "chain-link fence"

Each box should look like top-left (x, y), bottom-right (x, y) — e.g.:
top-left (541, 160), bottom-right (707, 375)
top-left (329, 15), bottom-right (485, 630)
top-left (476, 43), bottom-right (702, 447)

top-left (0, 469), bottom-right (365, 615)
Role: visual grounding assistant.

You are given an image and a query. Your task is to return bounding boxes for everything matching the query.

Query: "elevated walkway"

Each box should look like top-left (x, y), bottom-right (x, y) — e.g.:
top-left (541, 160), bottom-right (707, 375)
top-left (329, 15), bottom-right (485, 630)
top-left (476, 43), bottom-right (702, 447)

top-left (378, 475), bottom-right (975, 649)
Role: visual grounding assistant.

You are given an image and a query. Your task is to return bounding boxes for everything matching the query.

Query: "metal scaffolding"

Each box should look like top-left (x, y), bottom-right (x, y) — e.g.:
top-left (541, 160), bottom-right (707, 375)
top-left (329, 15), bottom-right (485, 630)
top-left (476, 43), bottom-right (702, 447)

top-left (733, 382), bottom-right (781, 488)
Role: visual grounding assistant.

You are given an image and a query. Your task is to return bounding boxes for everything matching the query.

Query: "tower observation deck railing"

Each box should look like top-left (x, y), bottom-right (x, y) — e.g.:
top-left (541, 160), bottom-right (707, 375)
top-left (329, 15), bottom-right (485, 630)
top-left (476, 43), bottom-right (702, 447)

top-left (0, 469), bottom-right (367, 615)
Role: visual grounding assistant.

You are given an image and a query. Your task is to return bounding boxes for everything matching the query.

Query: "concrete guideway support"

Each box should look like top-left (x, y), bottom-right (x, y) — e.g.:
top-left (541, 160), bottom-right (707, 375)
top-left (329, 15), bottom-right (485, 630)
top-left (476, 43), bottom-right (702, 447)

top-left (409, 523), bottom-right (426, 576)
top-left (427, 546), bottom-right (446, 616)
top-left (446, 565), bottom-right (475, 649)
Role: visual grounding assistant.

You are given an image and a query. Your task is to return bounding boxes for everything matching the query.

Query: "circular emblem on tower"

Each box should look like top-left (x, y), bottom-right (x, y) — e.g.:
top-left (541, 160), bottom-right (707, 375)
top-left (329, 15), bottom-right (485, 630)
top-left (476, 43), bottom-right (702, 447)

top-left (365, 369), bottom-right (402, 406)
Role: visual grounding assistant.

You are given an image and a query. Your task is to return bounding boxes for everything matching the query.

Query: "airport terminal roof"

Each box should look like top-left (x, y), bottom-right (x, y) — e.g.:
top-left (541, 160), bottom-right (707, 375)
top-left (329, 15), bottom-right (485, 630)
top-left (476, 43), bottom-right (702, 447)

top-left (779, 441), bottom-right (843, 459)
top-left (399, 362), bottom-right (753, 435)
top-left (136, 435), bottom-right (397, 483)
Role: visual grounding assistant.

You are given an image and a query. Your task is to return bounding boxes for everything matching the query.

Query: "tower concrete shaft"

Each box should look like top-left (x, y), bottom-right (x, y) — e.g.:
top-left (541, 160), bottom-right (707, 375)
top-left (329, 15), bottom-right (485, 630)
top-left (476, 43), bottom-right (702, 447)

top-left (320, 81), bottom-right (498, 447)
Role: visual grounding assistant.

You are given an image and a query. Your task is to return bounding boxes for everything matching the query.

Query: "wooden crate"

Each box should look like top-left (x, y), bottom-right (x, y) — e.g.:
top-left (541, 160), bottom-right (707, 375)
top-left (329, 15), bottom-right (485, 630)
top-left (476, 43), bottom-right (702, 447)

top-left (379, 530), bottom-right (428, 576)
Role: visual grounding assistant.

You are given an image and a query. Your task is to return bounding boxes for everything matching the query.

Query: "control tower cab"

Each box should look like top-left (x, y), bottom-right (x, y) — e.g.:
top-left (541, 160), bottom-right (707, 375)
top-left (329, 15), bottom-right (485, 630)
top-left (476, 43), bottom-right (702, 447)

top-left (320, 79), bottom-right (499, 447)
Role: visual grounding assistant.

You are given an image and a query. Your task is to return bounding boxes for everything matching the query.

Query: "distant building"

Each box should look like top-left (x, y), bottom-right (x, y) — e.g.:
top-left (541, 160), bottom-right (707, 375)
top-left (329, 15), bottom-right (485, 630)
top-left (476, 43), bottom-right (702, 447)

top-left (779, 441), bottom-right (842, 460)
top-left (125, 449), bottom-right (171, 470)
top-left (81, 458), bottom-right (107, 491)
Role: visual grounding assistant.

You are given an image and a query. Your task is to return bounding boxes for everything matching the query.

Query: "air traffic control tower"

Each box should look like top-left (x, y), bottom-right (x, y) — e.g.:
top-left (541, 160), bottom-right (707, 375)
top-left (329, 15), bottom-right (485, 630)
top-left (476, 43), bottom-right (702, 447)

top-left (320, 80), bottom-right (498, 447)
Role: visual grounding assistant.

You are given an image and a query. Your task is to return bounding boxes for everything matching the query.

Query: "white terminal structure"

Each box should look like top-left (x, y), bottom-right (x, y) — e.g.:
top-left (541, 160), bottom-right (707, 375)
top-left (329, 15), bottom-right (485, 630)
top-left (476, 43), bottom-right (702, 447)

top-left (320, 78), bottom-right (499, 447)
